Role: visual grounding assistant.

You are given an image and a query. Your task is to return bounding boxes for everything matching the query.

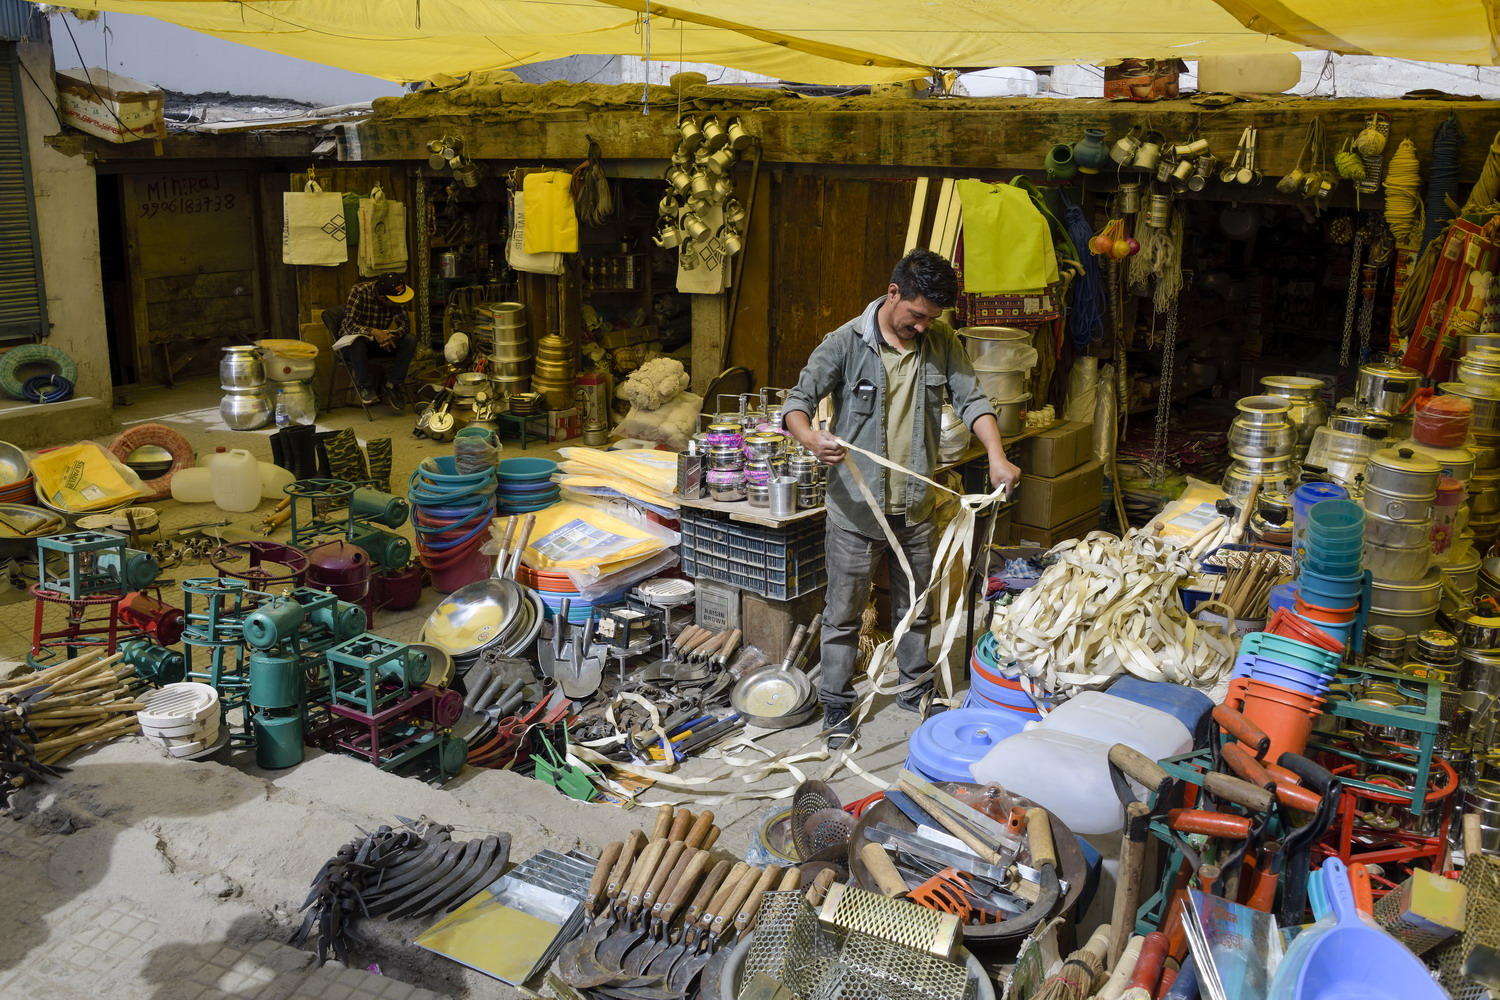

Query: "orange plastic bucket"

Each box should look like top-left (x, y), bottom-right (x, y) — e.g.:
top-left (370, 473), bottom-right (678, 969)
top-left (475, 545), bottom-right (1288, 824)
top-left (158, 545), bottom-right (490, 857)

top-left (1227, 676), bottom-right (1325, 760)
top-left (1266, 608), bottom-right (1345, 654)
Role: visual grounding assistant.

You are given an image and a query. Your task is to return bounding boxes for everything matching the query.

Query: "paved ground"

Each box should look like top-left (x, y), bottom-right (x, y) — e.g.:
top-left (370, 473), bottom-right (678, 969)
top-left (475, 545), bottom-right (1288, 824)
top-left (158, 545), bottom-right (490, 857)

top-left (0, 378), bottom-right (932, 998)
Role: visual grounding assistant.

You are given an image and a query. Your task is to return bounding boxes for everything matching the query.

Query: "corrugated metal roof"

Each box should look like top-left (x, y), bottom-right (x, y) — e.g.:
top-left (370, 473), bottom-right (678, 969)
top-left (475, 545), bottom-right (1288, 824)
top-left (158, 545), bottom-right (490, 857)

top-left (0, 0), bottom-right (42, 42)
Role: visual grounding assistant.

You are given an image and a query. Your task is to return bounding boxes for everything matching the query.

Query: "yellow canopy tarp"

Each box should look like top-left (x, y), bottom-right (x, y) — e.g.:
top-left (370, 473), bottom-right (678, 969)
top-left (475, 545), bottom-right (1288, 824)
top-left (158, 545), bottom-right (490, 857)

top-left (37, 1), bottom-right (1500, 85)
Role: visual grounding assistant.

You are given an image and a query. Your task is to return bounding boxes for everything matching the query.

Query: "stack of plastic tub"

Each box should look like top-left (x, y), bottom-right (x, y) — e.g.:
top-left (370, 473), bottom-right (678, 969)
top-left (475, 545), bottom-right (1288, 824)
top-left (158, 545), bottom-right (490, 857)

top-left (1228, 625), bottom-right (1342, 759)
top-left (409, 454), bottom-right (497, 593)
top-left (497, 457), bottom-right (560, 515)
top-left (1294, 499), bottom-right (1370, 653)
top-left (963, 632), bottom-right (1050, 716)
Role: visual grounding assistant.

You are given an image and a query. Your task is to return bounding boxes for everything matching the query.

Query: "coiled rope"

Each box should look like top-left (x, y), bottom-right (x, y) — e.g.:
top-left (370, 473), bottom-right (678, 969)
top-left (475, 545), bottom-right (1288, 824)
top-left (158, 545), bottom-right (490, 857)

top-left (1422, 113), bottom-right (1464, 250)
top-left (1384, 138), bottom-right (1424, 251)
top-left (1463, 130), bottom-right (1500, 214)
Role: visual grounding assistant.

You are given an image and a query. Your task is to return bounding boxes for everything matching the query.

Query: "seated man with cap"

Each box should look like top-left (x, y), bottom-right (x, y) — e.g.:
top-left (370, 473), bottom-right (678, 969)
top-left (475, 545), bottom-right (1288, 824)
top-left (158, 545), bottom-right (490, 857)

top-left (337, 273), bottom-right (416, 412)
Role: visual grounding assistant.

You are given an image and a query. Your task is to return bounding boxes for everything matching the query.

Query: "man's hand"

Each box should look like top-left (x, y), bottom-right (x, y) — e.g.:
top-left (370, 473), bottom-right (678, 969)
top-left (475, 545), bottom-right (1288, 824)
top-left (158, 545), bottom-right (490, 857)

top-left (805, 429), bottom-right (848, 465)
top-left (372, 329), bottom-right (397, 350)
top-left (989, 453), bottom-right (1021, 492)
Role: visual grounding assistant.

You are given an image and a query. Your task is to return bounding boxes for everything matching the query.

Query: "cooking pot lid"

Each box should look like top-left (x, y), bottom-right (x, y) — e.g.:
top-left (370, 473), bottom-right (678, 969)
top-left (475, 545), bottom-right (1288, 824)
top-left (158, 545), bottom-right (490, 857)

top-left (1439, 381), bottom-right (1500, 399)
top-left (1370, 446), bottom-right (1442, 476)
top-left (956, 326), bottom-right (1030, 342)
top-left (1261, 375), bottom-right (1324, 393)
top-left (1360, 360), bottom-right (1421, 381)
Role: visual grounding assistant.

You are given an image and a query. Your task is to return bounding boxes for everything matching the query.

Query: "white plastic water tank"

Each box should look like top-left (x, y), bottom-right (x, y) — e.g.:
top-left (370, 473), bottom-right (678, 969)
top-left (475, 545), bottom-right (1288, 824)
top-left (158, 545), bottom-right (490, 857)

top-left (969, 692), bottom-right (1193, 835)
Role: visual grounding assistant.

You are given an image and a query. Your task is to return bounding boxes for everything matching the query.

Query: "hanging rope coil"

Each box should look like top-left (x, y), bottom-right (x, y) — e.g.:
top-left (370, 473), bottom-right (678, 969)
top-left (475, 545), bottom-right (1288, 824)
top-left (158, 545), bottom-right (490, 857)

top-left (1463, 130), bottom-right (1500, 214)
top-left (1384, 138), bottom-right (1424, 251)
top-left (1422, 113), bottom-right (1464, 250)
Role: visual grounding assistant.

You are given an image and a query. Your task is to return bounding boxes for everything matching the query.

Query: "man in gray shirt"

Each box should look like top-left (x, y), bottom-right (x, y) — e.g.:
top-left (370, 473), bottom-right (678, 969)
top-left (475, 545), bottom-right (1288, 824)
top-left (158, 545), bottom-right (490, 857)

top-left (784, 250), bottom-right (1021, 748)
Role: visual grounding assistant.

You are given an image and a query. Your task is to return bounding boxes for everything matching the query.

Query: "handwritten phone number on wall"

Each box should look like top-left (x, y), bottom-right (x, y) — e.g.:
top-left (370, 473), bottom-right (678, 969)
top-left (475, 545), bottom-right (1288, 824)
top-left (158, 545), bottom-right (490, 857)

top-left (139, 193), bottom-right (238, 219)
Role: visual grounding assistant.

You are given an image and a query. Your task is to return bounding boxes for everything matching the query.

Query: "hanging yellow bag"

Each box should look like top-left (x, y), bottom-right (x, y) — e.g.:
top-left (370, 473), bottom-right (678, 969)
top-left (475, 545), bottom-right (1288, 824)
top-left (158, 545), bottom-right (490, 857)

top-left (522, 171), bottom-right (579, 254)
top-left (956, 179), bottom-right (1059, 294)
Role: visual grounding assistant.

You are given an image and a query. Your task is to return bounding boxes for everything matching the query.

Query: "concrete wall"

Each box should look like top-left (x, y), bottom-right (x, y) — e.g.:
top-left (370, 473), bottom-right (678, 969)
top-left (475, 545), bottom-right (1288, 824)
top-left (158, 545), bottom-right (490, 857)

top-left (49, 11), bottom-right (402, 106)
top-left (18, 38), bottom-right (110, 405)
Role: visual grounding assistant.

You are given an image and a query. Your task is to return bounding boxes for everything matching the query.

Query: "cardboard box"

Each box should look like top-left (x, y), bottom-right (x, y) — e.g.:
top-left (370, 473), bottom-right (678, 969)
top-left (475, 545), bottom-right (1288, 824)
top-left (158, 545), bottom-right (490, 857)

top-left (598, 325), bottom-right (658, 349)
top-left (1009, 509), bottom-right (1102, 549)
top-left (547, 407), bottom-right (580, 442)
top-left (1011, 421), bottom-right (1091, 478)
top-left (55, 68), bottom-right (165, 144)
top-left (1103, 59), bottom-right (1185, 101)
top-left (1011, 460), bottom-right (1103, 529)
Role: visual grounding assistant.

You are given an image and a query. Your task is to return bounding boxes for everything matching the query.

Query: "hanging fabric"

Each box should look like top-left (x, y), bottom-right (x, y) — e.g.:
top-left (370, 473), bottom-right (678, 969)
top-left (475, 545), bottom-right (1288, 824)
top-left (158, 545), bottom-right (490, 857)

top-left (357, 184), bottom-right (408, 276)
top-left (281, 179), bottom-right (348, 267)
top-left (521, 170), bottom-right (580, 254)
top-left (955, 179), bottom-right (1058, 293)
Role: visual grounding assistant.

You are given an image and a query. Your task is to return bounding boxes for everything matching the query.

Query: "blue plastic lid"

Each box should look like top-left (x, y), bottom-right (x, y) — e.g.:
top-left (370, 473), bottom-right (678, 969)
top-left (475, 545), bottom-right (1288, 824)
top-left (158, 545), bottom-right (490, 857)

top-left (1293, 482), bottom-right (1348, 510)
top-left (1268, 582), bottom-right (1298, 613)
top-left (1104, 677), bottom-right (1213, 734)
top-left (907, 707), bottom-right (1027, 784)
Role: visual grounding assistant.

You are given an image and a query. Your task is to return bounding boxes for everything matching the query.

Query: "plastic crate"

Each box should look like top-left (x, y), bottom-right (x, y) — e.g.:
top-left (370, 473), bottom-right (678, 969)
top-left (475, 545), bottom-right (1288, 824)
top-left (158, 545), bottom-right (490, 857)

top-left (678, 507), bottom-right (826, 601)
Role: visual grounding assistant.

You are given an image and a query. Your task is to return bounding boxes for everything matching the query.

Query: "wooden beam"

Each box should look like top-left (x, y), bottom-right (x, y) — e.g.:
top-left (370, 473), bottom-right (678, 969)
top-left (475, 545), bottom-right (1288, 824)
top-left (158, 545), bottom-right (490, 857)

top-left (346, 98), bottom-right (1500, 181)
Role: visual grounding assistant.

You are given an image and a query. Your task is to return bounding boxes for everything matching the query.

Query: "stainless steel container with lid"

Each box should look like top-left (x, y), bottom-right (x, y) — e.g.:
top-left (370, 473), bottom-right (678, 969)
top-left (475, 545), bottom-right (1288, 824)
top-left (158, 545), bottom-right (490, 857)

top-left (746, 481), bottom-right (770, 507)
top-left (1459, 346), bottom-right (1500, 391)
top-left (1399, 438), bottom-right (1476, 483)
top-left (1365, 446), bottom-right (1442, 497)
top-left (1472, 472), bottom-right (1500, 514)
top-left (1356, 360), bottom-right (1422, 416)
top-left (1364, 624), bottom-right (1409, 662)
top-left (1261, 375), bottom-right (1327, 458)
top-left (1370, 566), bottom-right (1444, 612)
top-left (1365, 605), bottom-right (1439, 638)
top-left (1474, 510), bottom-right (1500, 544)
top-left (1364, 537), bottom-right (1431, 582)
top-left (1438, 381), bottom-right (1500, 434)
top-left (742, 432), bottom-right (785, 462)
top-left (1455, 607), bottom-right (1500, 650)
top-left (1363, 510), bottom-right (1431, 548)
top-left (1473, 445), bottom-right (1500, 472)
top-left (1304, 426), bottom-right (1382, 486)
top-left (220, 345), bottom-right (264, 389)
top-left (1328, 408), bottom-right (1393, 438)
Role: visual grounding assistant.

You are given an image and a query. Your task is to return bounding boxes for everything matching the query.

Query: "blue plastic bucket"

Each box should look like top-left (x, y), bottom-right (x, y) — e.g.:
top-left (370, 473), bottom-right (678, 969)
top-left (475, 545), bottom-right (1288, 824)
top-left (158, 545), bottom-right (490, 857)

top-left (1300, 550), bottom-right (1363, 577)
top-left (1305, 498), bottom-right (1365, 539)
top-left (417, 455), bottom-right (497, 487)
top-left (1297, 566), bottom-right (1365, 604)
top-left (1232, 654), bottom-right (1333, 696)
top-left (1268, 582), bottom-right (1299, 615)
top-left (906, 707), bottom-right (1028, 784)
top-left (498, 457), bottom-right (559, 482)
top-left (968, 669), bottom-right (1043, 712)
top-left (1293, 483), bottom-right (1349, 560)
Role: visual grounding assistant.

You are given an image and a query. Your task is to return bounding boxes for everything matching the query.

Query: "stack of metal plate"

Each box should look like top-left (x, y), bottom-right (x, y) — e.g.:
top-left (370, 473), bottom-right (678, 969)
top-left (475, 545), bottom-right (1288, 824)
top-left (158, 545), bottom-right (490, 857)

top-left (419, 578), bottom-right (545, 675)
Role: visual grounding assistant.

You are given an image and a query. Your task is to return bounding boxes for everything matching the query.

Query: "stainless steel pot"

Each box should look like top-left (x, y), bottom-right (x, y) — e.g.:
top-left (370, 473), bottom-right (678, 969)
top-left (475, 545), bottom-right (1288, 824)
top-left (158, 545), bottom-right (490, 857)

top-left (743, 432), bottom-right (785, 462)
top-left (1303, 426), bottom-right (1379, 485)
top-left (1365, 446), bottom-right (1442, 497)
top-left (1365, 605), bottom-right (1439, 637)
top-left (488, 360), bottom-right (529, 378)
top-left (1361, 482), bottom-right (1435, 523)
top-left (1328, 408), bottom-right (1393, 438)
top-left (1363, 537), bottom-right (1431, 582)
top-left (1371, 566), bottom-right (1444, 612)
top-left (976, 370), bottom-right (1028, 401)
top-left (1460, 347), bottom-right (1500, 391)
top-left (1443, 549), bottom-right (1482, 593)
top-left (1472, 473), bottom-right (1500, 514)
top-left (1262, 375), bottom-right (1327, 457)
top-left (220, 346), bottom-right (264, 389)
top-left (1227, 452), bottom-right (1293, 475)
top-left (1228, 421), bottom-right (1295, 459)
top-left (1221, 461), bottom-right (1293, 503)
top-left (1356, 360), bottom-right (1421, 416)
top-left (1475, 510), bottom-right (1500, 543)
top-left (1364, 510), bottom-right (1431, 547)
top-left (1461, 648), bottom-right (1500, 696)
top-left (273, 380), bottom-right (317, 425)
top-left (220, 387), bottom-right (271, 430)
top-left (993, 394), bottom-right (1030, 436)
top-left (1234, 394), bottom-right (1293, 426)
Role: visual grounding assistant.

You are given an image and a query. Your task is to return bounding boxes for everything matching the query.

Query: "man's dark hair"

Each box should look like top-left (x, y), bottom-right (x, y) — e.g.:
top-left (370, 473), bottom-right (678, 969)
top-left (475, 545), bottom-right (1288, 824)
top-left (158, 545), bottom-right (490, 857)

top-left (890, 249), bottom-right (958, 308)
top-left (374, 274), bottom-right (408, 296)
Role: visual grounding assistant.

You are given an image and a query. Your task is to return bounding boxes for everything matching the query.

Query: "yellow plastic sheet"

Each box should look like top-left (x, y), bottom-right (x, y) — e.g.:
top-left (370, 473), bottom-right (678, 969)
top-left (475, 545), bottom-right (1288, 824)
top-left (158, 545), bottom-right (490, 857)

top-left (38, 1), bottom-right (1500, 86)
top-left (31, 442), bottom-right (143, 513)
top-left (557, 447), bottom-right (678, 496)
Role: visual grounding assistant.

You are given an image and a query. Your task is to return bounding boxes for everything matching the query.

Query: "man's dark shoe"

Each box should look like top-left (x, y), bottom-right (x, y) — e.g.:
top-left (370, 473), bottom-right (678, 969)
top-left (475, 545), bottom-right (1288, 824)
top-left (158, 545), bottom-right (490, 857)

top-left (382, 382), bottom-right (407, 413)
top-left (823, 705), bottom-right (856, 750)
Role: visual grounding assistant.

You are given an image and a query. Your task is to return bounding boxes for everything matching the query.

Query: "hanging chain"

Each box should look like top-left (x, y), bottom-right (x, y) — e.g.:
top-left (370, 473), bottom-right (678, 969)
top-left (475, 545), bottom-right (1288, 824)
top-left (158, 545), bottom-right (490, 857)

top-left (1151, 288), bottom-right (1180, 482)
top-left (1339, 228), bottom-right (1367, 367)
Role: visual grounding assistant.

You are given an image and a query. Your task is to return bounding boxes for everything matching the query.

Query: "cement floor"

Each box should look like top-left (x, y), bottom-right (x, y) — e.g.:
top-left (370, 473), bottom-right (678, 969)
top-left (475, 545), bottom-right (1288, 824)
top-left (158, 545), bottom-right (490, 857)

top-left (0, 377), bottom-right (926, 1000)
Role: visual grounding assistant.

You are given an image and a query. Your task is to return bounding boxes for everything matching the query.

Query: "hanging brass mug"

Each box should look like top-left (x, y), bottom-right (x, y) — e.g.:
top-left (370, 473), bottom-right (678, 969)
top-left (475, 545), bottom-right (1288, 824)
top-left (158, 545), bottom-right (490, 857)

top-left (690, 171), bottom-right (714, 197)
top-left (659, 193), bottom-right (682, 217)
top-left (665, 166), bottom-right (692, 194)
top-left (1174, 138), bottom-right (1210, 158)
top-left (1172, 157), bottom-right (1196, 183)
top-left (704, 147), bottom-right (736, 174)
top-left (1110, 126), bottom-right (1143, 165)
top-left (726, 117), bottom-right (753, 150)
top-left (1134, 131), bottom-right (1164, 171)
top-left (723, 198), bottom-right (746, 225)
top-left (1156, 158), bottom-right (1174, 183)
top-left (701, 116), bottom-right (728, 151)
top-left (1118, 182), bottom-right (1141, 214)
top-left (719, 226), bottom-right (744, 255)
top-left (1146, 193), bottom-right (1172, 228)
top-left (678, 117), bottom-right (704, 152)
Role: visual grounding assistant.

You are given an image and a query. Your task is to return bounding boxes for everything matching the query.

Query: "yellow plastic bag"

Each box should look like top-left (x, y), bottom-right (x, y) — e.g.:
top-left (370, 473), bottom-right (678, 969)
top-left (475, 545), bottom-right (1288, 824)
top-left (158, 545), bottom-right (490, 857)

top-left (517, 500), bottom-right (671, 570)
top-left (956, 179), bottom-right (1059, 294)
top-left (521, 171), bottom-right (579, 254)
top-left (557, 447), bottom-right (678, 496)
top-left (31, 442), bottom-right (144, 513)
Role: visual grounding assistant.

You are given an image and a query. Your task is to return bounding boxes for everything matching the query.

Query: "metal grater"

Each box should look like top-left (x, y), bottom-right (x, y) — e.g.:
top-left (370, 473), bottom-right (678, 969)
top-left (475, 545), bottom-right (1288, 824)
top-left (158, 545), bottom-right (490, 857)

top-left (1438, 856), bottom-right (1500, 998)
top-left (742, 891), bottom-right (807, 985)
top-left (827, 929), bottom-right (973, 1000)
top-left (818, 881), bottom-right (961, 958)
top-left (783, 897), bottom-right (844, 998)
top-left (1374, 872), bottom-right (1464, 956)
